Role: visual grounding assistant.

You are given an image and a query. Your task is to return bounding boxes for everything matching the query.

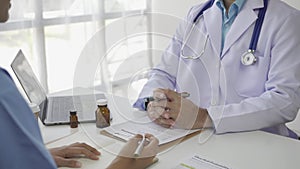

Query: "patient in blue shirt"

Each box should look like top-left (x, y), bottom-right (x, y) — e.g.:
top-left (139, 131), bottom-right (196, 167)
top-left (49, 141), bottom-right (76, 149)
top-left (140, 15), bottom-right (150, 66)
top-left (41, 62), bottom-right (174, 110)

top-left (0, 68), bottom-right (58, 168)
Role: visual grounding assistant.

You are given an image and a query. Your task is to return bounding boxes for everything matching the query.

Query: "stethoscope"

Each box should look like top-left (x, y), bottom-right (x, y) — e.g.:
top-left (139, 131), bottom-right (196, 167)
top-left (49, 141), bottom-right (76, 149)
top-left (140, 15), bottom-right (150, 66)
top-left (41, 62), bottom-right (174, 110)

top-left (180, 0), bottom-right (268, 66)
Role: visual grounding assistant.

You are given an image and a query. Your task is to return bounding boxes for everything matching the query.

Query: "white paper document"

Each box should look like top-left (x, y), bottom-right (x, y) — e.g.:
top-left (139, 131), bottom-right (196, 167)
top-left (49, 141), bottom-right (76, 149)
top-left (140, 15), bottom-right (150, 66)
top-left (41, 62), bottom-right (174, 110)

top-left (173, 154), bottom-right (230, 169)
top-left (103, 116), bottom-right (201, 145)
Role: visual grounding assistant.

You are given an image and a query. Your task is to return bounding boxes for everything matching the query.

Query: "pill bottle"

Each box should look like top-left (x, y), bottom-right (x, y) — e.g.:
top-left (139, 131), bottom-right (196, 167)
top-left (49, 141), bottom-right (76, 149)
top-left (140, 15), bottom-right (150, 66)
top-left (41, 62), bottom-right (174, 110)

top-left (29, 103), bottom-right (40, 121)
top-left (95, 99), bottom-right (110, 128)
top-left (70, 110), bottom-right (78, 128)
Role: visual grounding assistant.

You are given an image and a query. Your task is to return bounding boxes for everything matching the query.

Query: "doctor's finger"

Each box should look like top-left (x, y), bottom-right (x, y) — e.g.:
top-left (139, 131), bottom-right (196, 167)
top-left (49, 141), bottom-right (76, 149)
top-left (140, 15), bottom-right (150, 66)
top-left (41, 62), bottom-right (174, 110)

top-left (148, 101), bottom-right (178, 118)
top-left (152, 100), bottom-right (181, 113)
top-left (153, 88), bottom-right (180, 101)
top-left (159, 89), bottom-right (182, 101)
top-left (150, 100), bottom-right (169, 108)
top-left (153, 89), bottom-right (167, 100)
top-left (147, 102), bottom-right (162, 116)
top-left (161, 110), bottom-right (179, 120)
top-left (152, 101), bottom-right (181, 114)
top-left (148, 104), bottom-right (176, 120)
top-left (148, 111), bottom-right (161, 121)
top-left (153, 117), bottom-right (174, 128)
top-left (148, 106), bottom-right (165, 118)
top-left (147, 101), bottom-right (167, 111)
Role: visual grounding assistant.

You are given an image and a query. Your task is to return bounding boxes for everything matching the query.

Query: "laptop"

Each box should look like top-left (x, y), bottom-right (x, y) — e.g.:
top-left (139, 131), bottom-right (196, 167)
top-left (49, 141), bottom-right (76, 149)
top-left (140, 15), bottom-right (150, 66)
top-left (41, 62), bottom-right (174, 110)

top-left (11, 50), bottom-right (105, 125)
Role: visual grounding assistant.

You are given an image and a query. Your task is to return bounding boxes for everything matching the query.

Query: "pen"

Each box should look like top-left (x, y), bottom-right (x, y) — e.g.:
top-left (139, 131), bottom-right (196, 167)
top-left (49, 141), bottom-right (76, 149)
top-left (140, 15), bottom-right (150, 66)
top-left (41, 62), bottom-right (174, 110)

top-left (134, 134), bottom-right (146, 157)
top-left (148, 91), bottom-right (190, 101)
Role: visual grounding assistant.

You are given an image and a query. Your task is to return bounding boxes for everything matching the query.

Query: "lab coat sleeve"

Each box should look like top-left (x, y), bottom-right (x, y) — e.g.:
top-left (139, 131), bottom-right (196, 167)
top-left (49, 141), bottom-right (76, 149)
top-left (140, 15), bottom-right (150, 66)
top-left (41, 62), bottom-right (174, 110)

top-left (208, 10), bottom-right (300, 135)
top-left (133, 6), bottom-right (199, 109)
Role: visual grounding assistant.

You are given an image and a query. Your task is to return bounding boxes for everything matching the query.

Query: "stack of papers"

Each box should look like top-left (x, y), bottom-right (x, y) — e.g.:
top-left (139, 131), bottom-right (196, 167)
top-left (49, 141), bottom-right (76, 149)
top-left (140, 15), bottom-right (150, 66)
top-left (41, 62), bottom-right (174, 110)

top-left (102, 116), bottom-right (201, 145)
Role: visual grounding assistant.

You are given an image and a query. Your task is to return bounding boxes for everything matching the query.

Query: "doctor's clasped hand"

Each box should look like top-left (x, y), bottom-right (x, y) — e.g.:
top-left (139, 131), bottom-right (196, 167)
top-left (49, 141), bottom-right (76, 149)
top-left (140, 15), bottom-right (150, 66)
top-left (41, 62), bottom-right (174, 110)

top-left (147, 89), bottom-right (212, 130)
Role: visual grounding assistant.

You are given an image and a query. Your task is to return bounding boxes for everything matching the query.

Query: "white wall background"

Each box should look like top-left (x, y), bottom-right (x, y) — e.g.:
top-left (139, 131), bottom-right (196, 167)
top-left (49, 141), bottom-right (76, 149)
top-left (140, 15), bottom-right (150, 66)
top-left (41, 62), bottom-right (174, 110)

top-left (152, 0), bottom-right (300, 18)
top-left (151, 0), bottom-right (300, 135)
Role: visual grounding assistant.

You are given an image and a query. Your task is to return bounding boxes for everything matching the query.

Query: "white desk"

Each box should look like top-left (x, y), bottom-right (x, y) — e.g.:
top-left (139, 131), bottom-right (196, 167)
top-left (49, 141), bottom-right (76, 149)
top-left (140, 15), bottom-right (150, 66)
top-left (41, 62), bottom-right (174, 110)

top-left (40, 95), bottom-right (300, 169)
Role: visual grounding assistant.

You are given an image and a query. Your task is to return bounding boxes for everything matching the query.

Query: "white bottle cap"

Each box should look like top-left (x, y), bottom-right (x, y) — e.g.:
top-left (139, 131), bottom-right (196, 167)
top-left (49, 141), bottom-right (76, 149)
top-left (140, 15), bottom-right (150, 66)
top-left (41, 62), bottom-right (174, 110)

top-left (29, 103), bottom-right (40, 113)
top-left (97, 99), bottom-right (108, 106)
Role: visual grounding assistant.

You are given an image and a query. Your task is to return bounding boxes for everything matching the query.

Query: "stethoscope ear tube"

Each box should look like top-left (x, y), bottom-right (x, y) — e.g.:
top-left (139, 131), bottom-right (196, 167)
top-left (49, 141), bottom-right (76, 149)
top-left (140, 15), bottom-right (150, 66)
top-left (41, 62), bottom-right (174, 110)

top-left (180, 0), bottom-right (214, 60)
top-left (180, 28), bottom-right (208, 60)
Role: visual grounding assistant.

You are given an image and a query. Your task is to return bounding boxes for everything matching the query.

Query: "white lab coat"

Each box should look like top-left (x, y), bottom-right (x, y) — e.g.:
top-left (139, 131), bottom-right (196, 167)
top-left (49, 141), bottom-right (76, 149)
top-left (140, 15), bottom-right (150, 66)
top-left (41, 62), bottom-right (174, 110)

top-left (137, 0), bottom-right (300, 137)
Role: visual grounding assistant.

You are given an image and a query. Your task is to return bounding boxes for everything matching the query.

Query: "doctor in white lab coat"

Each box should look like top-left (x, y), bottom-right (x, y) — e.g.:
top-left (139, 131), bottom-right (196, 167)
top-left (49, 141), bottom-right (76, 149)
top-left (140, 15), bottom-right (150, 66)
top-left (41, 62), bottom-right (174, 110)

top-left (134, 0), bottom-right (300, 138)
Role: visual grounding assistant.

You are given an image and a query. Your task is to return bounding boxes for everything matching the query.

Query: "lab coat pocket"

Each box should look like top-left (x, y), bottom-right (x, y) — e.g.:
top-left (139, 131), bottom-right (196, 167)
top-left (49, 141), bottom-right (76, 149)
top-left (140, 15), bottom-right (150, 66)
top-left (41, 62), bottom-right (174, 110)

top-left (234, 55), bottom-right (269, 97)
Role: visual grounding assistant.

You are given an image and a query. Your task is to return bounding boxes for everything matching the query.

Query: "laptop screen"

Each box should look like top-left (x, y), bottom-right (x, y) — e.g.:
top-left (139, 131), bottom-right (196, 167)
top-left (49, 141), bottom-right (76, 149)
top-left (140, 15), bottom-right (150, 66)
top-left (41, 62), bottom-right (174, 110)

top-left (10, 50), bottom-right (47, 105)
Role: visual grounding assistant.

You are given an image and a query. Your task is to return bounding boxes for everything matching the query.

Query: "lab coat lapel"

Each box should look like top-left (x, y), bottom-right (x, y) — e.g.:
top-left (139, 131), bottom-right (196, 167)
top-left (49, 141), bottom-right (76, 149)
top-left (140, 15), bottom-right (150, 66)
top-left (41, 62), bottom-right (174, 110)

top-left (203, 3), bottom-right (222, 56)
top-left (221, 0), bottom-right (264, 57)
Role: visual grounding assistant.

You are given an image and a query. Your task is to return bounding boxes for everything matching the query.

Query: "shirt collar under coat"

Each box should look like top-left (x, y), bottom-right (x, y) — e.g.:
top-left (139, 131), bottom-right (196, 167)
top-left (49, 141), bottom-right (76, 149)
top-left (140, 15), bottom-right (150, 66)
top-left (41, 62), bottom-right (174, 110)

top-left (193, 0), bottom-right (265, 57)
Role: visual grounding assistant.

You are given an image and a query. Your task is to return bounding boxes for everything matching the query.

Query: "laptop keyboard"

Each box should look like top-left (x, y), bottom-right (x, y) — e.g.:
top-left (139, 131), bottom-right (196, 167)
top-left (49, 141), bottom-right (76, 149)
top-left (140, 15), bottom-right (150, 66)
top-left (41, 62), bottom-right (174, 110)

top-left (47, 95), bottom-right (97, 123)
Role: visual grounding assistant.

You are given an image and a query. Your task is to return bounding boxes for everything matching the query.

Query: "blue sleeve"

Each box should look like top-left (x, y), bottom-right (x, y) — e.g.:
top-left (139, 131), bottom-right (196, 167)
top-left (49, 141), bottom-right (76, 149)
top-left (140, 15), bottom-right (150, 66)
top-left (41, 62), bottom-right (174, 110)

top-left (0, 68), bottom-right (56, 169)
top-left (133, 97), bottom-right (146, 111)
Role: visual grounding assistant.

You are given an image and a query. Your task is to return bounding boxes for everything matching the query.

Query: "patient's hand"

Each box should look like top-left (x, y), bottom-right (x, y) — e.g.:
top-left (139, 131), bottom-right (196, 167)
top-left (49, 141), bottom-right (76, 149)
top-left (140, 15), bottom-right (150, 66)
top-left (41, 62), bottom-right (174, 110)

top-left (49, 142), bottom-right (100, 168)
top-left (107, 134), bottom-right (159, 169)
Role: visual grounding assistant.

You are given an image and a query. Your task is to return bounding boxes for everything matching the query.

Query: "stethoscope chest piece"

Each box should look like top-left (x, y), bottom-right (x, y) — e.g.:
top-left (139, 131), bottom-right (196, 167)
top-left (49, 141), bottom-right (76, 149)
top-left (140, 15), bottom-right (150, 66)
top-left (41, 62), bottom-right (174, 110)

top-left (241, 51), bottom-right (257, 66)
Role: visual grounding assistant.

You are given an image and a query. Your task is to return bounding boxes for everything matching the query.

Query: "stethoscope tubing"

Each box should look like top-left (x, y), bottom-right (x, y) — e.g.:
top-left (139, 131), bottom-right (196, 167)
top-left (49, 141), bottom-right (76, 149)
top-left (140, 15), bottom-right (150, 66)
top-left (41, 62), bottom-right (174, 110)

top-left (181, 0), bottom-right (269, 64)
top-left (249, 0), bottom-right (268, 52)
top-left (193, 0), bottom-right (215, 23)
